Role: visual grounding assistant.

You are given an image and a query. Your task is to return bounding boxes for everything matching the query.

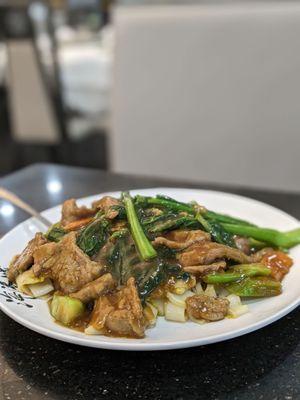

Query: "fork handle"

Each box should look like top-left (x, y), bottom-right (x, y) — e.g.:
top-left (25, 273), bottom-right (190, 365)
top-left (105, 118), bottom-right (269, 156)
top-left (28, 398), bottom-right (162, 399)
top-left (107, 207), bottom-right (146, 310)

top-left (0, 187), bottom-right (52, 228)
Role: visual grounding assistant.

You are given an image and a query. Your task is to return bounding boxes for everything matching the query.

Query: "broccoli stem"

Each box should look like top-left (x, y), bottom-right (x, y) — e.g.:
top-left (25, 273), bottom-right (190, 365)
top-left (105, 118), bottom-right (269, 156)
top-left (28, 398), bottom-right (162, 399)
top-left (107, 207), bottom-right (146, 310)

top-left (135, 194), bottom-right (300, 250)
top-left (195, 212), bottom-right (235, 247)
top-left (203, 264), bottom-right (271, 284)
top-left (248, 237), bottom-right (267, 250)
top-left (148, 215), bottom-right (197, 234)
top-left (135, 195), bottom-right (255, 227)
top-left (122, 192), bottom-right (157, 261)
top-left (226, 277), bottom-right (282, 297)
top-left (204, 210), bottom-right (256, 226)
top-left (134, 195), bottom-right (194, 214)
top-left (221, 224), bottom-right (300, 249)
top-left (195, 212), bottom-right (211, 232)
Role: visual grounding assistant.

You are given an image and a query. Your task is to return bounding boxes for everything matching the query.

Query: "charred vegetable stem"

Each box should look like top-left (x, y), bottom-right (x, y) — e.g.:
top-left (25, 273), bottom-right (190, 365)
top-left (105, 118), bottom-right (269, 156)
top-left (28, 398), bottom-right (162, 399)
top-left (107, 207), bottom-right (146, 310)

top-left (122, 192), bottom-right (157, 261)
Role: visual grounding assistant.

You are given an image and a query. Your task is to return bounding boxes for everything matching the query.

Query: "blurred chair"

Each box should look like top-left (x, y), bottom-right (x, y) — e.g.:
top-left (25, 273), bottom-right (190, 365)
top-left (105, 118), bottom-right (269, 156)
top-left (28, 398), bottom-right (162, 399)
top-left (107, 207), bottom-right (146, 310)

top-left (2, 4), bottom-right (68, 168)
top-left (6, 39), bottom-right (61, 145)
top-left (111, 3), bottom-right (300, 191)
top-left (2, 4), bottom-right (110, 172)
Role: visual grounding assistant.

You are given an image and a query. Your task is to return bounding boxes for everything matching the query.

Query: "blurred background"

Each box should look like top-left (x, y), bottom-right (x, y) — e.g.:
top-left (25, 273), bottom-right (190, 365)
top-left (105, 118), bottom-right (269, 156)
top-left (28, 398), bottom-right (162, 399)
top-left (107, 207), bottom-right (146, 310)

top-left (0, 0), bottom-right (299, 191)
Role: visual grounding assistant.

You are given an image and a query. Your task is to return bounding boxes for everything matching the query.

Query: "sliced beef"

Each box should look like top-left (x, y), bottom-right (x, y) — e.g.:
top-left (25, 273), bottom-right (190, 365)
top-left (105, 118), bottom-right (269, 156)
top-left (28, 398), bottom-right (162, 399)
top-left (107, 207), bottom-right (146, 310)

top-left (183, 261), bottom-right (226, 275)
top-left (32, 232), bottom-right (104, 294)
top-left (64, 217), bottom-right (94, 231)
top-left (88, 296), bottom-right (115, 333)
top-left (70, 273), bottom-right (116, 303)
top-left (250, 248), bottom-right (275, 262)
top-left (153, 229), bottom-right (210, 250)
top-left (61, 199), bottom-right (95, 227)
top-left (7, 233), bottom-right (47, 282)
top-left (178, 242), bottom-right (250, 267)
top-left (92, 196), bottom-right (121, 219)
top-left (234, 236), bottom-right (251, 255)
top-left (89, 277), bottom-right (146, 338)
top-left (186, 294), bottom-right (229, 321)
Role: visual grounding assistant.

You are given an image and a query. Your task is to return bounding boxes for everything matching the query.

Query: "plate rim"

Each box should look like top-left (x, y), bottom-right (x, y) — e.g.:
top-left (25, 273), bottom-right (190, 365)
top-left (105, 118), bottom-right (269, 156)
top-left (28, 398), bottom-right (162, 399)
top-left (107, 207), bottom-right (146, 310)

top-left (1, 187), bottom-right (299, 351)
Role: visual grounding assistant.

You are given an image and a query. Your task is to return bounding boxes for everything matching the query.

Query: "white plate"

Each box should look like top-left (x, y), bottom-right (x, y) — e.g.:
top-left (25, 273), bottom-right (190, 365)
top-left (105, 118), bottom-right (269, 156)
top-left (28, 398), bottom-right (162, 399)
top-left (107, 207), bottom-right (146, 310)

top-left (0, 188), bottom-right (300, 351)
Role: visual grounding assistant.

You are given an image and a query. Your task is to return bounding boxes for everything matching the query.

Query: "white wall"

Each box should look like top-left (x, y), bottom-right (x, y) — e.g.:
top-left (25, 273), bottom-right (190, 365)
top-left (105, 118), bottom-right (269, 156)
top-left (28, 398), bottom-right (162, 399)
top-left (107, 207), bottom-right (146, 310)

top-left (111, 3), bottom-right (300, 191)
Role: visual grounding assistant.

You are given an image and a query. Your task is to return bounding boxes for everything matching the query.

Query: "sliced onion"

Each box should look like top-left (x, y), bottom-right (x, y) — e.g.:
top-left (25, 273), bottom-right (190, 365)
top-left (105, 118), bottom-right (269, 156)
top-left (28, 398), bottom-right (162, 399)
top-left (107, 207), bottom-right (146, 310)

top-left (150, 299), bottom-right (165, 316)
top-left (85, 326), bottom-right (105, 335)
top-left (228, 304), bottom-right (249, 318)
top-left (144, 302), bottom-right (158, 326)
top-left (226, 294), bottom-right (242, 308)
top-left (226, 294), bottom-right (248, 318)
top-left (16, 269), bottom-right (44, 295)
top-left (216, 286), bottom-right (229, 298)
top-left (204, 284), bottom-right (217, 297)
top-left (194, 282), bottom-right (204, 295)
top-left (28, 279), bottom-right (54, 298)
top-left (189, 315), bottom-right (206, 325)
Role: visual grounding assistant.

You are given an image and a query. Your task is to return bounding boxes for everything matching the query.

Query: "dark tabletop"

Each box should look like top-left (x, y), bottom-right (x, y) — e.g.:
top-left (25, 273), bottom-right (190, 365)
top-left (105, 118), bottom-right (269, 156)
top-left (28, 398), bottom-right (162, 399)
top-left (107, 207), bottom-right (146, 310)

top-left (0, 163), bottom-right (300, 400)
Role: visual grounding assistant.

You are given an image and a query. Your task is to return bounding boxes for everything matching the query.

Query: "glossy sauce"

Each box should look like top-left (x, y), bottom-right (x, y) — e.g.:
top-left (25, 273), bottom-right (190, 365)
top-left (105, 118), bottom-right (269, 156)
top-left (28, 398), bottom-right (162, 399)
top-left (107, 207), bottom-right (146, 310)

top-left (69, 312), bottom-right (91, 332)
top-left (261, 250), bottom-right (293, 281)
top-left (70, 292), bottom-right (144, 339)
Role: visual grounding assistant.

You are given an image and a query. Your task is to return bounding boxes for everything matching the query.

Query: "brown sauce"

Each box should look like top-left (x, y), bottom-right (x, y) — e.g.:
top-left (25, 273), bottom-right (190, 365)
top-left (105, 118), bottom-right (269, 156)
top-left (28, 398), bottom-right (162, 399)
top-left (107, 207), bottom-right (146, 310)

top-left (69, 312), bottom-right (91, 332)
top-left (261, 250), bottom-right (293, 281)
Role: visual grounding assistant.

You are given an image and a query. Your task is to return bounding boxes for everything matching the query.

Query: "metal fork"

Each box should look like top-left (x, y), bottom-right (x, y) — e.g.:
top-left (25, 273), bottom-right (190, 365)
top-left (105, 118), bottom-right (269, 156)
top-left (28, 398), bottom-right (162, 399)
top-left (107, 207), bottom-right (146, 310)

top-left (0, 187), bottom-right (52, 228)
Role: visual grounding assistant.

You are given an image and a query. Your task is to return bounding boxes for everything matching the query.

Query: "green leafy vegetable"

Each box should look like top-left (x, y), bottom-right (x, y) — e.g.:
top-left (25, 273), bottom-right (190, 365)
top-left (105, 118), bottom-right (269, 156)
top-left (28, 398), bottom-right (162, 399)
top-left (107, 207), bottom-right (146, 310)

top-left (147, 215), bottom-right (198, 235)
top-left (142, 212), bottom-right (177, 227)
top-left (107, 231), bottom-right (139, 284)
top-left (135, 194), bottom-right (236, 247)
top-left (106, 232), bottom-right (186, 302)
top-left (135, 194), bottom-right (194, 214)
top-left (122, 192), bottom-right (157, 261)
top-left (195, 212), bottom-right (235, 247)
top-left (77, 216), bottom-right (110, 257)
top-left (110, 228), bottom-right (129, 241)
top-left (45, 223), bottom-right (66, 242)
top-left (138, 262), bottom-right (167, 302)
top-left (110, 204), bottom-right (126, 219)
top-left (106, 232), bottom-right (165, 300)
top-left (204, 210), bottom-right (256, 226)
top-left (155, 245), bottom-right (177, 260)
